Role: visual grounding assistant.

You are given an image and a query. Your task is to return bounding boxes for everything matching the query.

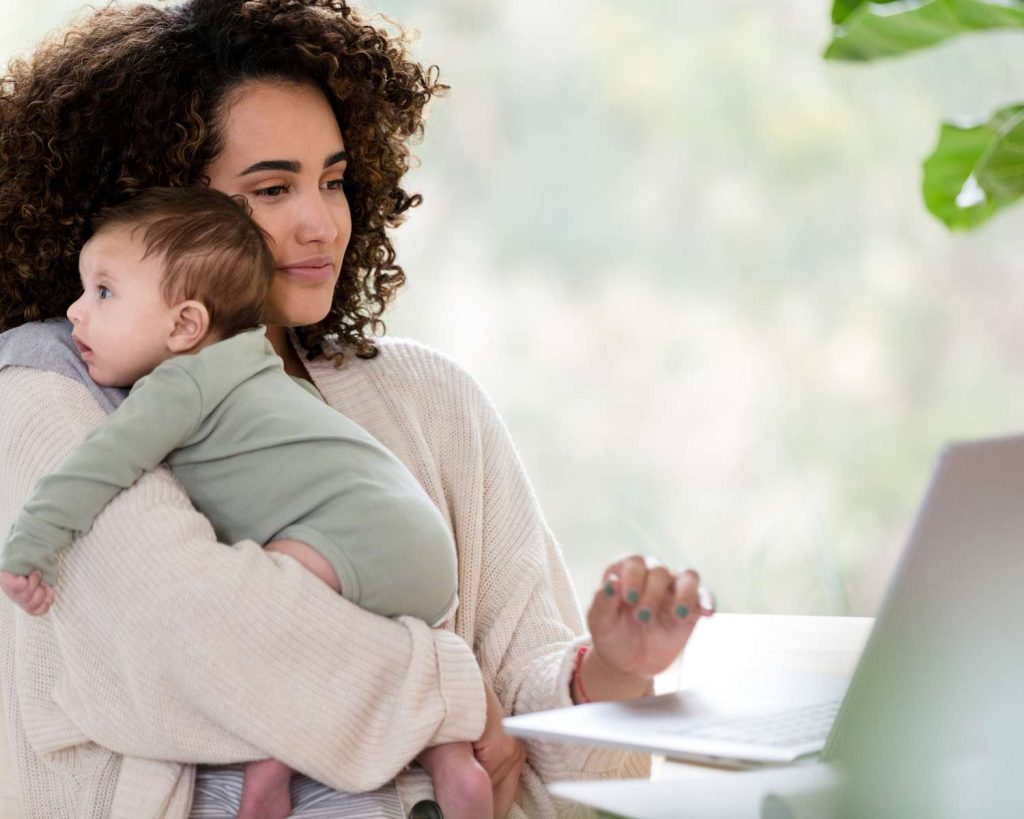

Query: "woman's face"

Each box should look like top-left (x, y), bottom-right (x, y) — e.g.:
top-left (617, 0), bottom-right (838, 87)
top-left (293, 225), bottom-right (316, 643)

top-left (205, 80), bottom-right (352, 328)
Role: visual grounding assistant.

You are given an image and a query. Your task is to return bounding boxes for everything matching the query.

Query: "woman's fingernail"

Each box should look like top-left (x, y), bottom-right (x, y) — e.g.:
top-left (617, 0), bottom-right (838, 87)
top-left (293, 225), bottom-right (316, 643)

top-left (638, 607), bottom-right (651, 623)
top-left (676, 604), bottom-right (689, 619)
top-left (626, 589), bottom-right (640, 605)
top-left (604, 582), bottom-right (615, 597)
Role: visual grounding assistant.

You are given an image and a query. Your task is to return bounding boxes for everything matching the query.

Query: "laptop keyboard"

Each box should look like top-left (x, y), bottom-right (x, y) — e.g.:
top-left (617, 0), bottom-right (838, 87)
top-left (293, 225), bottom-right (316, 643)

top-left (668, 697), bottom-right (843, 748)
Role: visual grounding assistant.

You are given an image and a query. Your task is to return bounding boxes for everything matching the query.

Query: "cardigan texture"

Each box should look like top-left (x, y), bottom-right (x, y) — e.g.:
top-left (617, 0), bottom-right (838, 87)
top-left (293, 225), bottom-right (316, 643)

top-left (0, 323), bottom-right (650, 818)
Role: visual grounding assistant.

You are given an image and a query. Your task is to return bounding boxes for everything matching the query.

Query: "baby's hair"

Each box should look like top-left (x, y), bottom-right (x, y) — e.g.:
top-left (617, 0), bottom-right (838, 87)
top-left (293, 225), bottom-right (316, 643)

top-left (90, 187), bottom-right (274, 339)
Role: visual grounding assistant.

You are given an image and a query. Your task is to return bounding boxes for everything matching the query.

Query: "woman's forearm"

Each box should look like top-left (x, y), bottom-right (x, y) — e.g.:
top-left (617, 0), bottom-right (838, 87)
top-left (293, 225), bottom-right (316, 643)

top-left (56, 500), bottom-right (485, 790)
top-left (2, 368), bottom-right (486, 794)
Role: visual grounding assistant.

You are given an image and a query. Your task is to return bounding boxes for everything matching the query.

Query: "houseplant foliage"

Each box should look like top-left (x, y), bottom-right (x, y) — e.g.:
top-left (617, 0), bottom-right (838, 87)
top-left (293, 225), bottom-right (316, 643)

top-left (825, 0), bottom-right (1024, 229)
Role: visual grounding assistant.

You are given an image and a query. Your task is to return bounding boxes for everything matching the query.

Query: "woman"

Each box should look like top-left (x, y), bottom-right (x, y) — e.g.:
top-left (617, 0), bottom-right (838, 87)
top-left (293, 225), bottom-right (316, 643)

top-left (0, 1), bottom-right (713, 816)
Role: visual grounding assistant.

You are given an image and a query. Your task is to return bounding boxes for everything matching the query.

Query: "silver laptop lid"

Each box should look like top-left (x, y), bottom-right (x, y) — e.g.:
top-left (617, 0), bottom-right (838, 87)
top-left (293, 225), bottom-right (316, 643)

top-left (823, 434), bottom-right (1024, 815)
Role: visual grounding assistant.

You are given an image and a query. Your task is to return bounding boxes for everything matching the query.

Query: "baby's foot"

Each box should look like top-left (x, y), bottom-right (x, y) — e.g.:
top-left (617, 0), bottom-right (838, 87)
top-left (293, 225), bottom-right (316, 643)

top-left (237, 758), bottom-right (293, 819)
top-left (420, 743), bottom-right (493, 819)
top-left (433, 760), bottom-right (493, 819)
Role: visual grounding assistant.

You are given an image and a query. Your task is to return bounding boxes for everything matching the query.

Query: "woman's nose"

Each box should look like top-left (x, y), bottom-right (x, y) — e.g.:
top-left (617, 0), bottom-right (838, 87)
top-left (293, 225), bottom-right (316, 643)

top-left (295, 192), bottom-right (339, 246)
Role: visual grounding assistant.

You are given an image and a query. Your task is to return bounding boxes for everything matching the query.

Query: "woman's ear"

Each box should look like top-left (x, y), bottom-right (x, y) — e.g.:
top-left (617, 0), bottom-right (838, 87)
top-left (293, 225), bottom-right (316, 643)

top-left (167, 300), bottom-right (212, 353)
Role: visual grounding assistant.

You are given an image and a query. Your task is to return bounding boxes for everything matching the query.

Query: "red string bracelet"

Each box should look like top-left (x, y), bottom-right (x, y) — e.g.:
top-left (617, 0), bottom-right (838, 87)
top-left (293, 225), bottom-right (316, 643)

top-left (572, 644), bottom-right (591, 704)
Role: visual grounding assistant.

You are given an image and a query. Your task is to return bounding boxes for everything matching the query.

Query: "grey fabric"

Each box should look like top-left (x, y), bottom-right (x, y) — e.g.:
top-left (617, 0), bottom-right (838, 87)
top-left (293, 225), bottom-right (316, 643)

top-left (0, 318), bottom-right (127, 413)
top-left (189, 767), bottom-right (405, 818)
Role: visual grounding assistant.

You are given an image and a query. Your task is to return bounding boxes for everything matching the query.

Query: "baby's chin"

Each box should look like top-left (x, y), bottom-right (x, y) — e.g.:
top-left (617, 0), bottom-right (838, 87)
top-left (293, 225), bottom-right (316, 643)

top-left (85, 364), bottom-right (128, 389)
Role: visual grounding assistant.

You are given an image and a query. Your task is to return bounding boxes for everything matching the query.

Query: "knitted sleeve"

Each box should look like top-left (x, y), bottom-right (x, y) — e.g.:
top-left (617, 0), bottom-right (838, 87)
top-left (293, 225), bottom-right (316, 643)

top-left (466, 369), bottom-right (653, 785)
top-left (0, 366), bottom-right (486, 795)
top-left (365, 341), bottom-right (651, 798)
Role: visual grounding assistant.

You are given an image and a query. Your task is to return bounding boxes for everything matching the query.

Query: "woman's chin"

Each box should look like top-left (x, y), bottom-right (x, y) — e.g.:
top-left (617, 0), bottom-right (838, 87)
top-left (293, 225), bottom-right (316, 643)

top-left (267, 308), bottom-right (333, 330)
top-left (265, 294), bottom-right (334, 329)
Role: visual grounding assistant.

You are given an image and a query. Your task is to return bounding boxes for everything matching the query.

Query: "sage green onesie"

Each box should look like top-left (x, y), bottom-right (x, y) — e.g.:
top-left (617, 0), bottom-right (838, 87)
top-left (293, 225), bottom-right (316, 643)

top-left (0, 327), bottom-right (457, 625)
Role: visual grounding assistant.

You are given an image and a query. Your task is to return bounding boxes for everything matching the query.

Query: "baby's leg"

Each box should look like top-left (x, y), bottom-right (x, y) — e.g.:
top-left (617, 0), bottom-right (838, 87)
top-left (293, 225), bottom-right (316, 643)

top-left (234, 539), bottom-right (341, 819)
top-left (237, 757), bottom-right (292, 819)
top-left (417, 741), bottom-right (493, 819)
top-left (266, 542), bottom-right (492, 815)
top-left (265, 538), bottom-right (342, 592)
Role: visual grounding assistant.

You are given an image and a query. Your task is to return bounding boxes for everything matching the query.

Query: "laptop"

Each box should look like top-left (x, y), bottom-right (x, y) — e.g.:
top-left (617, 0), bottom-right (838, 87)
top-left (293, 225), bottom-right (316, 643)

top-left (505, 434), bottom-right (1024, 785)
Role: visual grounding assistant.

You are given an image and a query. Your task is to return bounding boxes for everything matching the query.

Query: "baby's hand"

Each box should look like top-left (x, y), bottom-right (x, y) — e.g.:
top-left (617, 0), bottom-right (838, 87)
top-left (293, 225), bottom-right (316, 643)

top-left (0, 570), bottom-right (54, 616)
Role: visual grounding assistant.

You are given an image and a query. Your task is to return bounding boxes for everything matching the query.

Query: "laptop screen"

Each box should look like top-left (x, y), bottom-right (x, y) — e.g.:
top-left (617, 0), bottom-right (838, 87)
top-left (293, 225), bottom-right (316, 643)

top-left (823, 435), bottom-right (1024, 816)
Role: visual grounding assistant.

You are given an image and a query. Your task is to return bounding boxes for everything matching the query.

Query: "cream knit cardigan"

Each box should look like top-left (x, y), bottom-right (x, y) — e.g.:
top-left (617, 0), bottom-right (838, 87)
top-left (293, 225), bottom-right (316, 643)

top-left (0, 333), bottom-right (649, 818)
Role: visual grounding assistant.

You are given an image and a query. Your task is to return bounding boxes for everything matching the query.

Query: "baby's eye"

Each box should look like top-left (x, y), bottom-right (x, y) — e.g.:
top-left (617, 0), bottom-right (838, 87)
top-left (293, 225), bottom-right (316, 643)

top-left (97, 285), bottom-right (112, 300)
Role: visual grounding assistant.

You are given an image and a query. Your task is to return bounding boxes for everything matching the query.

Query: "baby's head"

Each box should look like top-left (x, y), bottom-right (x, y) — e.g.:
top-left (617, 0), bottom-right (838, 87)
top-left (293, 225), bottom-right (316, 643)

top-left (67, 187), bottom-right (274, 387)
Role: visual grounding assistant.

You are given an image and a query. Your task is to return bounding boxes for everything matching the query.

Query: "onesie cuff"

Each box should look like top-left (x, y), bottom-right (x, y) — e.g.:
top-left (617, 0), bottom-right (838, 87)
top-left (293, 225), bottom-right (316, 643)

top-left (1, 516), bottom-right (66, 587)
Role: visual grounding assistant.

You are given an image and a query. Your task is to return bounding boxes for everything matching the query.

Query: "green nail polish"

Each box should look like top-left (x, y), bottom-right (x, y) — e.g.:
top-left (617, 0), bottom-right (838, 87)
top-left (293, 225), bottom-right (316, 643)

top-left (638, 607), bottom-right (651, 623)
top-left (676, 604), bottom-right (689, 619)
top-left (626, 589), bottom-right (639, 605)
top-left (604, 582), bottom-right (615, 597)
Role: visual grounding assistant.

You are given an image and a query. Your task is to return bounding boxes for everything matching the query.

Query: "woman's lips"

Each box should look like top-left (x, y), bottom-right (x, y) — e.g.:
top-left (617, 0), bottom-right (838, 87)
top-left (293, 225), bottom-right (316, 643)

top-left (279, 257), bottom-right (335, 284)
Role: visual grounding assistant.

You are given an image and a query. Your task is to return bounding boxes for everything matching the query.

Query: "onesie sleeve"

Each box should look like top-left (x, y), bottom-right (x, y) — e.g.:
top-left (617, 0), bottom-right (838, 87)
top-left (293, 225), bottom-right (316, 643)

top-left (0, 365), bottom-right (201, 585)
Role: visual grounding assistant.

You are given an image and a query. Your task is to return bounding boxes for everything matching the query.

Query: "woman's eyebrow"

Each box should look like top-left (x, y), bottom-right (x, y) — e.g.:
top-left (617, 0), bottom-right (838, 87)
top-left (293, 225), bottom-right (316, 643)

top-left (324, 150), bottom-right (348, 168)
top-left (239, 151), bottom-right (347, 177)
top-left (240, 159), bottom-right (300, 176)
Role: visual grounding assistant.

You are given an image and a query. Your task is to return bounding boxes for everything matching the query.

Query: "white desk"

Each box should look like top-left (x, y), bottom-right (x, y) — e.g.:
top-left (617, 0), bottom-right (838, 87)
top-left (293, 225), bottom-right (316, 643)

top-left (553, 613), bottom-right (873, 818)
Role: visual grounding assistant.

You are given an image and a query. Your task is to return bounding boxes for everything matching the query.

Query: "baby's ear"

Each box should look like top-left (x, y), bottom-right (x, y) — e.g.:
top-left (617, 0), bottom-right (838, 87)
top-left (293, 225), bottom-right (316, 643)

top-left (167, 300), bottom-right (211, 353)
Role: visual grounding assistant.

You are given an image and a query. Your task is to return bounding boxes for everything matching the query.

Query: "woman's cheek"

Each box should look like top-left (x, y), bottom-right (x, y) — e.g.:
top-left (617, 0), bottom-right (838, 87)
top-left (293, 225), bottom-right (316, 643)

top-left (248, 209), bottom-right (285, 261)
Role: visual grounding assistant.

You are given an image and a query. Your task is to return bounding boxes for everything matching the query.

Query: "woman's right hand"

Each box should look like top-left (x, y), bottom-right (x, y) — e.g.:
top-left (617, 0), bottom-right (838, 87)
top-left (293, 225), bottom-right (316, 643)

top-left (473, 680), bottom-right (526, 818)
top-left (583, 555), bottom-right (714, 701)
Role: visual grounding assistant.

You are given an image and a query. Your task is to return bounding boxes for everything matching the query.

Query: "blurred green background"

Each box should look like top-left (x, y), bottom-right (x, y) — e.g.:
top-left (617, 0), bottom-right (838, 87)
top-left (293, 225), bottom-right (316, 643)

top-left (6, 0), bottom-right (1024, 615)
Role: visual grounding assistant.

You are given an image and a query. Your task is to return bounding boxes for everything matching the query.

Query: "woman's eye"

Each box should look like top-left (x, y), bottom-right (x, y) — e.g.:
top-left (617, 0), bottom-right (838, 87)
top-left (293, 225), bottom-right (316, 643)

top-left (97, 285), bottom-right (112, 300)
top-left (324, 177), bottom-right (347, 192)
top-left (255, 184), bottom-right (289, 198)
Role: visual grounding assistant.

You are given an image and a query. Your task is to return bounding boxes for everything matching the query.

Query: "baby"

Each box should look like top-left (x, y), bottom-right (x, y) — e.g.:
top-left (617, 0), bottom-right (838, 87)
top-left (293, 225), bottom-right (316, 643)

top-left (0, 187), bottom-right (494, 819)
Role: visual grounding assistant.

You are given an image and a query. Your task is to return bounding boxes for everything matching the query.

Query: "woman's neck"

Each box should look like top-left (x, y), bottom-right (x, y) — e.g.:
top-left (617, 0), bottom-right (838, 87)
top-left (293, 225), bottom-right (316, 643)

top-left (265, 324), bottom-right (311, 381)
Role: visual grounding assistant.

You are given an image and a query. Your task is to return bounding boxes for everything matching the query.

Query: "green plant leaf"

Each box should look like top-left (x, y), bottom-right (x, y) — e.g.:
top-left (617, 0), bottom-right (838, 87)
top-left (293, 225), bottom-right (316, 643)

top-left (976, 108), bottom-right (1024, 199)
top-left (825, 0), bottom-right (1024, 62)
top-left (831, 0), bottom-right (902, 26)
top-left (922, 105), bottom-right (1024, 229)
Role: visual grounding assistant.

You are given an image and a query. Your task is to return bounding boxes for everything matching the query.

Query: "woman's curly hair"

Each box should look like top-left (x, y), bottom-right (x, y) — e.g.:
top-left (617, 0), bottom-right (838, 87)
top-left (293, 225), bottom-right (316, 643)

top-left (0, 0), bottom-right (446, 361)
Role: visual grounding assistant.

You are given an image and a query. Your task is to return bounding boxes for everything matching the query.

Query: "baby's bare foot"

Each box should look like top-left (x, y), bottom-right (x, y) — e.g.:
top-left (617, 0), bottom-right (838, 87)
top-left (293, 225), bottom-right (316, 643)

top-left (420, 742), bottom-right (493, 819)
top-left (237, 758), bottom-right (292, 819)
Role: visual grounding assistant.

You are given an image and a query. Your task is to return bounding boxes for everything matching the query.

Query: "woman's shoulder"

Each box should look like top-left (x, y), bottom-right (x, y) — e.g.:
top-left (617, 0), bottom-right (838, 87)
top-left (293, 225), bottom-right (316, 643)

top-left (305, 334), bottom-right (495, 434)
top-left (358, 336), bottom-right (499, 415)
top-left (371, 336), bottom-right (478, 386)
top-left (306, 334), bottom-right (480, 398)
